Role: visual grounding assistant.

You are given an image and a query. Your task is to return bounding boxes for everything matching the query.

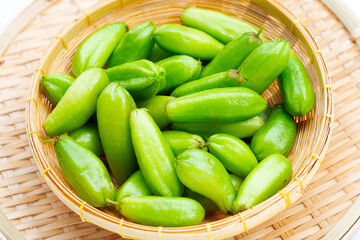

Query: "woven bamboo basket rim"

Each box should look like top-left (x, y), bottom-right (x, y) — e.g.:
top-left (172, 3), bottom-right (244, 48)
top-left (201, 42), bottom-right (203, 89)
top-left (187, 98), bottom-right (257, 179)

top-left (24, 0), bottom-right (334, 239)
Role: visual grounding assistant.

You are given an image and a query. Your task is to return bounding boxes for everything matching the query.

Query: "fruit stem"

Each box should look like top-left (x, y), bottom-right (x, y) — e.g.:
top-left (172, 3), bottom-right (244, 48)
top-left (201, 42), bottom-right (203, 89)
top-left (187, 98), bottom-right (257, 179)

top-left (256, 26), bottom-right (265, 37)
top-left (106, 199), bottom-right (119, 205)
top-left (42, 139), bottom-right (56, 144)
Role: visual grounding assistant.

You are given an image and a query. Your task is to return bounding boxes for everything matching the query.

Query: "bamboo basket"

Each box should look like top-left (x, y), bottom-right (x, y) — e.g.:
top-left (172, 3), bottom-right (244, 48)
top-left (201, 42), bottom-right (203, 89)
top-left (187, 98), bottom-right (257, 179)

top-left (25, 0), bottom-right (334, 239)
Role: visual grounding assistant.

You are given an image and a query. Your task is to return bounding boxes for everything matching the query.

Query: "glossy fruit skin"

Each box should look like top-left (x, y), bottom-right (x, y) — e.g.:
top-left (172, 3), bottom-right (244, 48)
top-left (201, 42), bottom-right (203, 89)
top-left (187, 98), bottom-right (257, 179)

top-left (106, 59), bottom-right (166, 101)
top-left (130, 109), bottom-right (183, 197)
top-left (148, 43), bottom-right (172, 62)
top-left (175, 149), bottom-right (236, 214)
top-left (55, 135), bottom-right (115, 207)
top-left (69, 122), bottom-right (104, 156)
top-left (201, 32), bottom-right (263, 78)
top-left (230, 174), bottom-right (244, 194)
top-left (251, 104), bottom-right (297, 160)
top-left (97, 82), bottom-right (138, 185)
top-left (43, 68), bottom-right (109, 137)
top-left (183, 173), bottom-right (243, 215)
top-left (114, 170), bottom-right (152, 212)
top-left (72, 22), bottom-right (127, 77)
top-left (136, 95), bottom-right (173, 129)
top-left (171, 116), bottom-right (265, 139)
top-left (154, 24), bottom-right (224, 60)
top-left (183, 188), bottom-right (219, 215)
top-left (181, 7), bottom-right (265, 44)
top-left (157, 55), bottom-right (201, 94)
top-left (171, 70), bottom-right (241, 97)
top-left (239, 39), bottom-right (291, 94)
top-left (233, 154), bottom-right (292, 212)
top-left (208, 133), bottom-right (258, 178)
top-left (119, 196), bottom-right (205, 227)
top-left (163, 130), bottom-right (207, 156)
top-left (41, 72), bottom-right (75, 105)
top-left (278, 50), bottom-right (315, 116)
top-left (166, 87), bottom-right (267, 123)
top-left (108, 21), bottom-right (156, 68)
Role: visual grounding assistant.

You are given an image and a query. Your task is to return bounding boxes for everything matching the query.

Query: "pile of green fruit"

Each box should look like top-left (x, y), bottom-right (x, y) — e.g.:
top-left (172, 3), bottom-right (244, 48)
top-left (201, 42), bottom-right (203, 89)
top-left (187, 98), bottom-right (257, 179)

top-left (41, 7), bottom-right (315, 227)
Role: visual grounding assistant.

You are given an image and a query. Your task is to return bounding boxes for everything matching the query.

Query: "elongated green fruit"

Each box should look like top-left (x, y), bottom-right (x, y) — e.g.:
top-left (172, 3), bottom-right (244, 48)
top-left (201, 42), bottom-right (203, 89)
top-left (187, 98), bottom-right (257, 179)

top-left (251, 104), bottom-right (297, 160)
top-left (97, 82), bottom-right (138, 185)
top-left (201, 29), bottom-right (264, 78)
top-left (41, 72), bottom-right (75, 105)
top-left (166, 87), bottom-right (267, 123)
top-left (148, 43), bottom-right (172, 62)
top-left (163, 130), bottom-right (207, 156)
top-left (114, 170), bottom-right (152, 212)
top-left (108, 21), bottom-right (156, 68)
top-left (175, 149), bottom-right (236, 214)
top-left (69, 122), bottom-right (104, 156)
top-left (208, 133), bottom-right (258, 178)
top-left (278, 50), bottom-right (315, 116)
top-left (72, 22), bottom-right (127, 77)
top-left (137, 95), bottom-right (173, 129)
top-left (239, 39), bottom-right (291, 94)
top-left (130, 109), bottom-right (183, 197)
top-left (233, 154), bottom-right (292, 212)
top-left (119, 196), bottom-right (205, 227)
top-left (154, 24), bottom-right (224, 60)
top-left (43, 68), bottom-right (109, 137)
top-left (183, 173), bottom-right (243, 215)
top-left (171, 70), bottom-right (242, 97)
top-left (157, 55), bottom-right (201, 94)
top-left (55, 135), bottom-right (115, 207)
top-left (230, 174), bottom-right (244, 194)
top-left (181, 8), bottom-right (265, 44)
top-left (106, 59), bottom-right (166, 101)
top-left (172, 116), bottom-right (265, 139)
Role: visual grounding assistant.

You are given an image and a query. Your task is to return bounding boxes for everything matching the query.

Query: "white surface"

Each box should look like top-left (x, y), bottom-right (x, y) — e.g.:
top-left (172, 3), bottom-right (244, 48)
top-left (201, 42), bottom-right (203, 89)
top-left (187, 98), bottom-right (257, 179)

top-left (0, 0), bottom-right (359, 239)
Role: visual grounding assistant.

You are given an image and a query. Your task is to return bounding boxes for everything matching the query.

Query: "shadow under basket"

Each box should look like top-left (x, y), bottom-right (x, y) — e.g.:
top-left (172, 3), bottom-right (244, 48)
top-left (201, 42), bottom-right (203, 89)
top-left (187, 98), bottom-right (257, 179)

top-left (25, 0), bottom-right (334, 239)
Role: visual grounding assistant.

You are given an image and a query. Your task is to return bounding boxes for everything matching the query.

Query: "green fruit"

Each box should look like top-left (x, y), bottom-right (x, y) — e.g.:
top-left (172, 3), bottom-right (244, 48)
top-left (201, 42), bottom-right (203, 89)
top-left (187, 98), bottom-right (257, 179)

top-left (69, 122), bottom-right (104, 156)
top-left (166, 87), bottom-right (267, 123)
top-left (106, 59), bottom-right (166, 101)
top-left (114, 170), bottom-right (152, 212)
top-left (251, 104), bottom-right (297, 160)
top-left (229, 174), bottom-right (244, 194)
top-left (130, 109), bottom-right (183, 197)
top-left (97, 82), bottom-right (138, 185)
top-left (163, 130), bottom-right (207, 156)
top-left (148, 43), bottom-right (172, 62)
top-left (136, 95), bottom-right (174, 129)
top-left (157, 55), bottom-right (201, 94)
top-left (208, 133), bottom-right (258, 178)
top-left (278, 50), bottom-right (315, 116)
top-left (72, 22), bottom-right (127, 77)
top-left (154, 24), bottom-right (224, 60)
top-left (171, 116), bottom-right (265, 139)
top-left (239, 39), bottom-right (291, 94)
top-left (201, 29), bottom-right (264, 78)
top-left (108, 21), bottom-right (156, 68)
top-left (171, 70), bottom-right (242, 97)
top-left (43, 68), bottom-right (109, 137)
top-left (119, 196), bottom-right (205, 227)
top-left (55, 135), bottom-right (115, 207)
top-left (41, 72), bottom-right (75, 105)
top-left (181, 7), bottom-right (265, 44)
top-left (233, 154), bottom-right (292, 212)
top-left (183, 188), bottom-right (219, 215)
top-left (175, 149), bottom-right (236, 214)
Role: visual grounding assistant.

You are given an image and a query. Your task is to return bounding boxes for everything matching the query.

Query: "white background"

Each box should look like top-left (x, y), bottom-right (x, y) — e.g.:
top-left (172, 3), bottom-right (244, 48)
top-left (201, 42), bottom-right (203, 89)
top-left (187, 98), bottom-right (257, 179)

top-left (0, 0), bottom-right (359, 239)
